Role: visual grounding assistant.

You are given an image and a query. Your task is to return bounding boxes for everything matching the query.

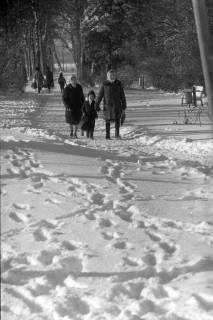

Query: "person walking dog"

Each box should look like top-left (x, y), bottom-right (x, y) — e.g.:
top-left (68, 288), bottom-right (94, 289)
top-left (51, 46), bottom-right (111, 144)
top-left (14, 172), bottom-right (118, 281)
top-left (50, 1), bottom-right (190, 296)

top-left (95, 69), bottom-right (126, 139)
top-left (81, 90), bottom-right (98, 139)
top-left (62, 74), bottom-right (85, 138)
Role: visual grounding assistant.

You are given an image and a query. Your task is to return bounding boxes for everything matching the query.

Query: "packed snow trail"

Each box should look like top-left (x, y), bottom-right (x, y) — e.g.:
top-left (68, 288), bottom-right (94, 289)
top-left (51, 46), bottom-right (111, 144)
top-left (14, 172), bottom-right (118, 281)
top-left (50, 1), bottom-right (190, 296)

top-left (1, 89), bottom-right (213, 320)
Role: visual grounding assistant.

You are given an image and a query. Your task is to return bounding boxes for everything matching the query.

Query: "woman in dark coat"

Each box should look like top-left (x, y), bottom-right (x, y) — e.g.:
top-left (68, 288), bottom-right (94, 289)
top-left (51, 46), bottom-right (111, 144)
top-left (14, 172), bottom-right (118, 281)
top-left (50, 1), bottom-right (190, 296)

top-left (95, 69), bottom-right (127, 139)
top-left (62, 74), bottom-right (85, 138)
top-left (81, 90), bottom-right (98, 139)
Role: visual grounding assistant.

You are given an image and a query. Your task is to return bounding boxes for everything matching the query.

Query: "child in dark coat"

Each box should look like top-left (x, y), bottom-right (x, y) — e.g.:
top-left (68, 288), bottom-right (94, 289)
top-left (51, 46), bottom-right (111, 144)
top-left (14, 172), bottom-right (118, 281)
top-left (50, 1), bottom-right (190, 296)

top-left (81, 90), bottom-right (98, 139)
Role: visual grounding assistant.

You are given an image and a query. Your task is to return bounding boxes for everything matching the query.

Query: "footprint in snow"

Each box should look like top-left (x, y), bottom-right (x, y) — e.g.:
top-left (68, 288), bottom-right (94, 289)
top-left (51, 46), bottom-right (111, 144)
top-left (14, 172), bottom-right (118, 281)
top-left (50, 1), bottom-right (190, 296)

top-left (101, 231), bottom-right (115, 241)
top-left (31, 219), bottom-right (59, 230)
top-left (33, 228), bottom-right (52, 242)
top-left (56, 255), bottom-right (83, 277)
top-left (88, 192), bottom-right (105, 205)
top-left (159, 241), bottom-right (177, 255)
top-left (97, 217), bottom-right (114, 228)
top-left (31, 174), bottom-right (43, 182)
top-left (9, 211), bottom-right (30, 223)
top-left (119, 298), bottom-right (166, 317)
top-left (101, 231), bottom-right (122, 241)
top-left (114, 209), bottom-right (133, 222)
top-left (53, 292), bottom-right (90, 317)
top-left (162, 219), bottom-right (183, 230)
top-left (122, 256), bottom-right (142, 267)
top-left (132, 219), bottom-right (146, 229)
top-left (37, 249), bottom-right (59, 266)
top-left (111, 240), bottom-right (131, 250)
top-left (83, 210), bottom-right (96, 220)
top-left (44, 198), bottom-right (61, 205)
top-left (141, 252), bottom-right (157, 266)
top-left (145, 230), bottom-right (162, 242)
top-left (61, 241), bottom-right (78, 251)
top-left (11, 159), bottom-right (22, 167)
top-left (99, 160), bottom-right (124, 184)
top-left (26, 186), bottom-right (41, 194)
top-left (13, 203), bottom-right (31, 210)
top-left (29, 159), bottom-right (40, 168)
top-left (26, 277), bottom-right (52, 296)
top-left (141, 283), bottom-right (168, 300)
top-left (106, 281), bottom-right (145, 301)
top-left (192, 293), bottom-right (213, 311)
top-left (116, 178), bottom-right (136, 194)
top-left (32, 181), bottom-right (44, 189)
top-left (7, 167), bottom-right (20, 176)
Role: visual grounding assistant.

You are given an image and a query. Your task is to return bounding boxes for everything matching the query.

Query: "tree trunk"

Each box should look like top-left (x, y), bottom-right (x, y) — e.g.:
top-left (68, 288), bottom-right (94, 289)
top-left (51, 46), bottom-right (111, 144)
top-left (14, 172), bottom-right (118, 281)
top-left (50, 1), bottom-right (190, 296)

top-left (79, 34), bottom-right (85, 81)
top-left (72, 34), bottom-right (81, 78)
top-left (53, 41), bottom-right (62, 70)
top-left (31, 0), bottom-right (41, 69)
top-left (24, 49), bottom-right (29, 80)
top-left (28, 30), bottom-right (33, 78)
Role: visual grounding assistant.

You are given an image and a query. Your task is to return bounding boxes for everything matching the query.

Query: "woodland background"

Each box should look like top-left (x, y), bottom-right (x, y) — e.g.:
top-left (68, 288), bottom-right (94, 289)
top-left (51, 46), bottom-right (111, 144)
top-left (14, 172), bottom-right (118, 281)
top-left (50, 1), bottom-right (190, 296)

top-left (0, 0), bottom-right (213, 91)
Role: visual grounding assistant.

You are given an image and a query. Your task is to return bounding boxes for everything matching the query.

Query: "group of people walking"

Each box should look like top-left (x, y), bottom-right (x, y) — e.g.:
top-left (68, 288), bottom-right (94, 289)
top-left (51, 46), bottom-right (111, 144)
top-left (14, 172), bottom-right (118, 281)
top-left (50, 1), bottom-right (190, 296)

top-left (33, 67), bottom-right (67, 94)
top-left (62, 69), bottom-right (127, 140)
top-left (33, 67), bottom-right (127, 140)
top-left (33, 66), bottom-right (54, 93)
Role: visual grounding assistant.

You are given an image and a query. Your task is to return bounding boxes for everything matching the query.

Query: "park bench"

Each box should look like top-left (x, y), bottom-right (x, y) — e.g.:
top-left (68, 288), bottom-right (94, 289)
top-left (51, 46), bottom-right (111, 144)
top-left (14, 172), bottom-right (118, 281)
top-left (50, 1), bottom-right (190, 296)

top-left (178, 85), bottom-right (205, 125)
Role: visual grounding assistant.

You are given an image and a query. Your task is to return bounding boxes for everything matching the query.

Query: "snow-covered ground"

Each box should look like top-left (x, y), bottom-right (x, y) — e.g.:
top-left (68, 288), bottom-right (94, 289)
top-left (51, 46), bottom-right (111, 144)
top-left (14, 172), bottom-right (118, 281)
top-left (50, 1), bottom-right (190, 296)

top-left (1, 84), bottom-right (213, 320)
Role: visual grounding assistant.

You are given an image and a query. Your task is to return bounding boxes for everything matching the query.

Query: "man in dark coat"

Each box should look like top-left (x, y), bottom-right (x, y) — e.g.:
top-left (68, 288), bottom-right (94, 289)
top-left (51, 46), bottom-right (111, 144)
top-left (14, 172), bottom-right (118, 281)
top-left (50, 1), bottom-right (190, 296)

top-left (95, 69), bottom-right (127, 139)
top-left (46, 66), bottom-right (54, 93)
top-left (58, 72), bottom-right (66, 93)
top-left (34, 67), bottom-right (44, 94)
top-left (62, 74), bottom-right (85, 138)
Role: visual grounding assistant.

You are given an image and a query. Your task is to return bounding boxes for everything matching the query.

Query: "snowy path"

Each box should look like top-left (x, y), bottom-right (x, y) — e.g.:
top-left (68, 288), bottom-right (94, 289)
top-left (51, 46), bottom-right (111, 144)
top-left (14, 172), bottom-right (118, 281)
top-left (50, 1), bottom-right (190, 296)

top-left (1, 89), bottom-right (213, 320)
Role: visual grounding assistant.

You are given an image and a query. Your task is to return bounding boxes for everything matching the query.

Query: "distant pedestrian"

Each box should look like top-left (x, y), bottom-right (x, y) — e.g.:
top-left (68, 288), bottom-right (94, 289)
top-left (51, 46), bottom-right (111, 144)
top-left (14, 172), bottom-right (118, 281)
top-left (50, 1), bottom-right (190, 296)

top-left (95, 69), bottom-right (127, 139)
top-left (58, 72), bottom-right (67, 93)
top-left (34, 67), bottom-right (44, 94)
top-left (46, 66), bottom-right (54, 93)
top-left (81, 90), bottom-right (98, 139)
top-left (62, 74), bottom-right (85, 138)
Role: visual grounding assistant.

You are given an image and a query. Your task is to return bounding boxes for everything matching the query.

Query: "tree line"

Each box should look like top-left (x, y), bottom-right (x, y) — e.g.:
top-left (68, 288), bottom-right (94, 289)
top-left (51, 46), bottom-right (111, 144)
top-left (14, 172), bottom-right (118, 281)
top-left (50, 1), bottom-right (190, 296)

top-left (0, 0), bottom-right (212, 91)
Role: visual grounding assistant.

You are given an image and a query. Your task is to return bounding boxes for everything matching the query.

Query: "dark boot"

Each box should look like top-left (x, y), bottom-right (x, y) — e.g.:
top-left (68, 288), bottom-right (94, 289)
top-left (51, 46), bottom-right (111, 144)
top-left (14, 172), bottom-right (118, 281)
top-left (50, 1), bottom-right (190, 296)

top-left (115, 120), bottom-right (120, 138)
top-left (106, 122), bottom-right (110, 139)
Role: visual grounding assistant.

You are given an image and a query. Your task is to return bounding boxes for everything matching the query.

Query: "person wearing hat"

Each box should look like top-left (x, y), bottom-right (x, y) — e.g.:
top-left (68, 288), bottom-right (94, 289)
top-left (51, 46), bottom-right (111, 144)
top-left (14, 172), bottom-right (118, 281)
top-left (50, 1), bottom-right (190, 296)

top-left (81, 90), bottom-right (98, 139)
top-left (62, 74), bottom-right (85, 138)
top-left (95, 69), bottom-right (127, 139)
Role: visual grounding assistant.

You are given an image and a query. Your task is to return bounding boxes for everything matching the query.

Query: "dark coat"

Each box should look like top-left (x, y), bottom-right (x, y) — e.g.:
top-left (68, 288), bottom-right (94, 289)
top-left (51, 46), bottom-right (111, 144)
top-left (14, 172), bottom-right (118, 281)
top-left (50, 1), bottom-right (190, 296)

top-left (46, 69), bottom-right (53, 87)
top-left (34, 70), bottom-right (44, 89)
top-left (62, 83), bottom-right (85, 124)
top-left (95, 80), bottom-right (127, 121)
top-left (58, 75), bottom-right (66, 86)
top-left (81, 100), bottom-right (98, 131)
